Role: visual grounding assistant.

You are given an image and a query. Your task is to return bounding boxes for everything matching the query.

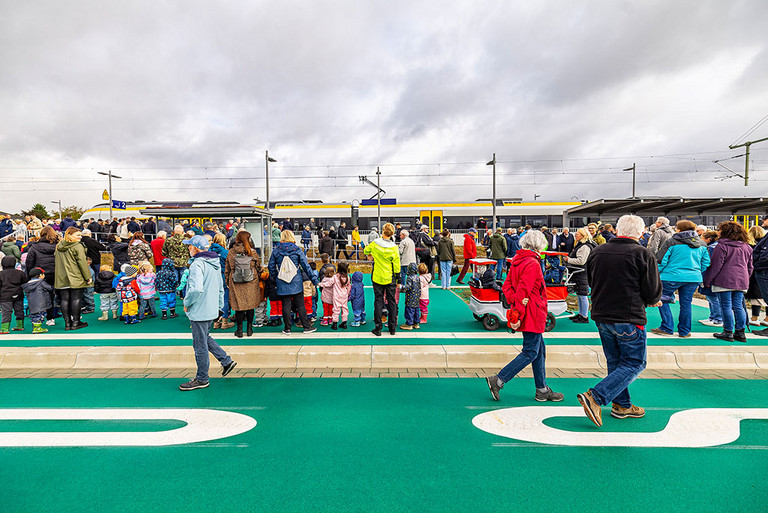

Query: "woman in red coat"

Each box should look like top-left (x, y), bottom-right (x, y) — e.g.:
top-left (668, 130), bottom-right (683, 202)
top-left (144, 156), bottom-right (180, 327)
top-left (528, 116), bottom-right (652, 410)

top-left (486, 229), bottom-right (563, 402)
top-left (456, 228), bottom-right (478, 284)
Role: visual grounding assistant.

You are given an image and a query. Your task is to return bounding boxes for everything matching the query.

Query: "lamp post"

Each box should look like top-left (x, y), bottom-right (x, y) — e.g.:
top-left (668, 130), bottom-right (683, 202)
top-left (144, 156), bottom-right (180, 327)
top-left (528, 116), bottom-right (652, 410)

top-left (486, 153), bottom-right (497, 230)
top-left (51, 200), bottom-right (62, 224)
top-left (97, 170), bottom-right (122, 220)
top-left (265, 151), bottom-right (277, 211)
top-left (623, 163), bottom-right (636, 198)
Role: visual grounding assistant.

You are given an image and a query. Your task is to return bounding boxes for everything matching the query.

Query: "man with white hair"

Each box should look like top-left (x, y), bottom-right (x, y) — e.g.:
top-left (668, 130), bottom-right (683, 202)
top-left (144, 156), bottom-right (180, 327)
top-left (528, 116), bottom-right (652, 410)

top-left (398, 229), bottom-right (416, 285)
top-left (695, 225), bottom-right (707, 236)
top-left (577, 215), bottom-right (662, 427)
top-left (646, 216), bottom-right (673, 255)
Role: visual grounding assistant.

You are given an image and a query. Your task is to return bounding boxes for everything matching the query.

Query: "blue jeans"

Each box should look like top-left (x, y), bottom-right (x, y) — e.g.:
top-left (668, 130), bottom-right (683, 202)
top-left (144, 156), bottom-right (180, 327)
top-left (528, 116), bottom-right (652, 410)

top-left (498, 332), bottom-right (547, 389)
top-left (440, 261), bottom-right (452, 288)
top-left (222, 282), bottom-right (231, 318)
top-left (83, 287), bottom-right (95, 311)
top-left (717, 290), bottom-right (746, 332)
top-left (404, 305), bottom-right (419, 325)
top-left (658, 281), bottom-right (698, 336)
top-left (401, 266), bottom-right (408, 287)
top-left (705, 293), bottom-right (722, 322)
top-left (190, 319), bottom-right (233, 383)
top-left (591, 322), bottom-right (647, 408)
top-left (494, 259), bottom-right (505, 281)
top-left (577, 295), bottom-right (589, 317)
top-left (138, 297), bottom-right (156, 319)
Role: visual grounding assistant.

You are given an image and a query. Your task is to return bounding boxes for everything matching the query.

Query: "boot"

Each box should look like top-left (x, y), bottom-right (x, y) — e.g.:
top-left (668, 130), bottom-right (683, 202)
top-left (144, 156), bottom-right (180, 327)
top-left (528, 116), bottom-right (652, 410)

top-left (169, 309), bottom-right (179, 318)
top-left (713, 330), bottom-right (734, 342)
top-left (234, 323), bottom-right (244, 338)
top-left (161, 310), bottom-right (168, 320)
top-left (32, 323), bottom-right (48, 334)
top-left (734, 329), bottom-right (747, 343)
top-left (129, 316), bottom-right (141, 324)
top-left (112, 310), bottom-right (119, 320)
top-left (331, 322), bottom-right (338, 330)
top-left (98, 311), bottom-right (109, 321)
top-left (0, 322), bottom-right (9, 334)
top-left (220, 318), bottom-right (235, 329)
top-left (340, 321), bottom-right (347, 330)
top-left (246, 323), bottom-right (253, 337)
top-left (12, 320), bottom-right (24, 331)
top-left (124, 315), bottom-right (132, 325)
top-left (420, 314), bottom-right (427, 324)
top-left (213, 318), bottom-right (223, 330)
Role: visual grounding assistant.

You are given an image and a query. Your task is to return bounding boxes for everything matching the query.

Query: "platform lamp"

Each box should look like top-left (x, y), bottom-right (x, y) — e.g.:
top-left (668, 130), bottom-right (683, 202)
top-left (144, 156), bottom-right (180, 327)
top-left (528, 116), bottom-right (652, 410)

top-left (265, 151), bottom-right (277, 211)
top-left (51, 200), bottom-right (62, 223)
top-left (486, 154), bottom-right (497, 230)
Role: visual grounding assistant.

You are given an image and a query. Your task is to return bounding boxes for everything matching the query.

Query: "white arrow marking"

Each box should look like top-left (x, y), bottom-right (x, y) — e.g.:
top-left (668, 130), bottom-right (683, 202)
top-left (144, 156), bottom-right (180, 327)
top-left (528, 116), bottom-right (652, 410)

top-left (0, 409), bottom-right (257, 447)
top-left (472, 407), bottom-right (768, 447)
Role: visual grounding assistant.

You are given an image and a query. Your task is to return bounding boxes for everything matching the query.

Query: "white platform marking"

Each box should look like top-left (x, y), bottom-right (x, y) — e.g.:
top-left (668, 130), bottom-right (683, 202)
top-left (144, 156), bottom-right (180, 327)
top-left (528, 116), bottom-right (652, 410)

top-left (472, 406), bottom-right (768, 448)
top-left (0, 408), bottom-right (257, 447)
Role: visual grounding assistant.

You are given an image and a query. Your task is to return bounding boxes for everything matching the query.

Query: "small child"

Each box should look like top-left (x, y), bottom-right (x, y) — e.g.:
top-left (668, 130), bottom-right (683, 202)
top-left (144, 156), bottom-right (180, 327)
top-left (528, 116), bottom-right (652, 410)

top-left (329, 262), bottom-right (351, 330)
top-left (82, 257), bottom-right (96, 315)
top-left (301, 269), bottom-right (316, 325)
top-left (21, 267), bottom-right (53, 334)
top-left (176, 268), bottom-right (190, 298)
top-left (400, 263), bottom-right (421, 330)
top-left (136, 261), bottom-right (157, 319)
top-left (253, 267), bottom-right (270, 328)
top-left (349, 271), bottom-right (366, 327)
top-left (112, 264), bottom-right (128, 320)
top-left (0, 255), bottom-right (28, 333)
top-left (307, 262), bottom-right (319, 321)
top-left (116, 265), bottom-right (141, 324)
top-left (418, 262), bottom-right (432, 324)
top-left (265, 275), bottom-right (283, 326)
top-left (318, 266), bottom-right (335, 326)
top-left (155, 258), bottom-right (179, 320)
top-left (319, 253), bottom-right (335, 277)
top-left (95, 264), bottom-right (118, 321)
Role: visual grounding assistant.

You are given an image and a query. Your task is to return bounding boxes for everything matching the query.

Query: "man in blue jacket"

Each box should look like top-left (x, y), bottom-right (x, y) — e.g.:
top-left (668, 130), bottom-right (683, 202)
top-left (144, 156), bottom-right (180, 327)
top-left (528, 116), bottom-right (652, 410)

top-left (0, 215), bottom-right (13, 239)
top-left (179, 235), bottom-right (237, 391)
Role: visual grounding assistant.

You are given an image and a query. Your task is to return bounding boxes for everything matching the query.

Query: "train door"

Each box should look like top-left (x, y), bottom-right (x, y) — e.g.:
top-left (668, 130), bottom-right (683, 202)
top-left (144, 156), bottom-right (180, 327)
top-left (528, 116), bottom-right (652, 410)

top-left (734, 215), bottom-right (758, 228)
top-left (419, 210), bottom-right (444, 236)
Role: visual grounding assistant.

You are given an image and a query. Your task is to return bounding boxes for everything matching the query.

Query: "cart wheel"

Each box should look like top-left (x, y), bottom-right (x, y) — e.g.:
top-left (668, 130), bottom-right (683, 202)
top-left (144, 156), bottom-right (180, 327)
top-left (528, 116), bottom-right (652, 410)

top-left (473, 314), bottom-right (484, 321)
top-left (545, 312), bottom-right (556, 332)
top-left (482, 315), bottom-right (501, 331)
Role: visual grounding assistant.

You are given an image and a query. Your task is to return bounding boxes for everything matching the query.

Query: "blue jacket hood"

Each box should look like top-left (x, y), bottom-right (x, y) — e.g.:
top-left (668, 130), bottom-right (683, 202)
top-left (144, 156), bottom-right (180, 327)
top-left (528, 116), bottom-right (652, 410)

top-left (351, 271), bottom-right (364, 283)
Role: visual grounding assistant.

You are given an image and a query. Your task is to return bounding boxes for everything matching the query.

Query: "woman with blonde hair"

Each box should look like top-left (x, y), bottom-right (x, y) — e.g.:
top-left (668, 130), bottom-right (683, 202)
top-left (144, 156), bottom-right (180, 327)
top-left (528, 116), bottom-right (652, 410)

top-left (563, 227), bottom-right (596, 323)
top-left (267, 230), bottom-right (317, 335)
top-left (54, 227), bottom-right (92, 330)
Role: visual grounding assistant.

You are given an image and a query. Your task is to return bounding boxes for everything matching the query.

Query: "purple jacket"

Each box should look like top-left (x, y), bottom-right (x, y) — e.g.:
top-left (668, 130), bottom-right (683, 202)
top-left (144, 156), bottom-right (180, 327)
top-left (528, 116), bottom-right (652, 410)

top-left (703, 239), bottom-right (753, 290)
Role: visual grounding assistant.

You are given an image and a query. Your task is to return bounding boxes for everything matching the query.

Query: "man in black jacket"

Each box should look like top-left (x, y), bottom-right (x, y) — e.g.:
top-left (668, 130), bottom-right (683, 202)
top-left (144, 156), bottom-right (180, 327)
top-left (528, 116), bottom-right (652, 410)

top-left (336, 222), bottom-right (349, 260)
top-left (577, 214), bottom-right (662, 428)
top-left (558, 227), bottom-right (574, 254)
top-left (81, 229), bottom-right (107, 277)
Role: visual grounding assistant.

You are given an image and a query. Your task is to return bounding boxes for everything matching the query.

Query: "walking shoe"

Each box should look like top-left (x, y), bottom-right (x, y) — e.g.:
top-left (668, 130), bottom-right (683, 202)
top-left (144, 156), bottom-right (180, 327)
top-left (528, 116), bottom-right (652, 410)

top-left (734, 329), bottom-right (747, 343)
top-left (699, 319), bottom-right (722, 327)
top-left (577, 390), bottom-right (602, 427)
top-left (320, 320), bottom-right (328, 326)
top-left (752, 328), bottom-right (768, 337)
top-left (303, 326), bottom-right (317, 334)
top-left (486, 375), bottom-right (503, 401)
top-left (611, 403), bottom-right (645, 419)
top-left (179, 379), bottom-right (209, 391)
top-left (222, 361), bottom-right (237, 377)
top-left (281, 329), bottom-right (292, 335)
top-left (12, 320), bottom-right (24, 331)
top-left (331, 322), bottom-right (338, 330)
top-left (713, 331), bottom-right (734, 341)
top-left (32, 323), bottom-right (48, 334)
top-left (340, 321), bottom-right (347, 329)
top-left (371, 328), bottom-right (382, 337)
top-left (221, 319), bottom-right (235, 330)
top-left (70, 321), bottom-right (88, 330)
top-left (650, 328), bottom-right (673, 336)
top-left (535, 387), bottom-right (564, 402)
top-left (572, 315), bottom-right (589, 324)
top-left (46, 319), bottom-right (56, 326)
top-left (679, 333), bottom-right (691, 338)
top-left (350, 321), bottom-right (360, 327)
top-left (413, 324), bottom-right (420, 329)
top-left (399, 324), bottom-right (413, 330)
top-left (253, 322), bottom-right (264, 328)
top-left (749, 318), bottom-right (761, 326)
top-left (169, 309), bottom-right (179, 319)
top-left (568, 313), bottom-right (580, 320)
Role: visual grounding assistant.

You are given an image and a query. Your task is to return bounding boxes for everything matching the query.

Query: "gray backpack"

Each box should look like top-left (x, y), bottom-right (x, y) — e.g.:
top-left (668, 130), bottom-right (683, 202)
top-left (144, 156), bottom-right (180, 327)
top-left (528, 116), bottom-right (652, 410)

top-left (232, 254), bottom-right (255, 283)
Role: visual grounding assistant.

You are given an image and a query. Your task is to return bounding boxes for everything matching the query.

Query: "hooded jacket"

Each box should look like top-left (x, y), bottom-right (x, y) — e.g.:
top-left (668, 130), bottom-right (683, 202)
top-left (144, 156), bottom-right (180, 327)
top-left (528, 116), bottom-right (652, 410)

top-left (156, 258), bottom-right (179, 293)
top-left (183, 251), bottom-right (225, 321)
top-left (1, 241), bottom-right (21, 263)
top-left (107, 240), bottom-right (129, 271)
top-left (25, 239), bottom-right (57, 277)
top-left (648, 224), bottom-right (674, 255)
top-left (502, 249), bottom-right (547, 333)
top-left (127, 239), bottom-right (153, 266)
top-left (656, 230), bottom-right (710, 283)
top-left (21, 278), bottom-right (53, 314)
top-left (349, 271), bottom-right (365, 312)
top-left (0, 255), bottom-right (28, 302)
top-left (463, 233), bottom-right (477, 260)
top-left (318, 234), bottom-right (334, 256)
top-left (268, 242), bottom-right (317, 296)
top-left (136, 272), bottom-right (157, 299)
top-left (489, 233), bottom-right (508, 260)
top-left (403, 263), bottom-right (421, 308)
top-left (364, 237), bottom-right (401, 286)
top-left (437, 236), bottom-right (456, 262)
top-left (54, 240), bottom-right (91, 289)
top-left (94, 269), bottom-right (116, 294)
top-left (504, 233), bottom-right (521, 258)
top-left (703, 238), bottom-right (753, 291)
top-left (81, 236), bottom-right (106, 268)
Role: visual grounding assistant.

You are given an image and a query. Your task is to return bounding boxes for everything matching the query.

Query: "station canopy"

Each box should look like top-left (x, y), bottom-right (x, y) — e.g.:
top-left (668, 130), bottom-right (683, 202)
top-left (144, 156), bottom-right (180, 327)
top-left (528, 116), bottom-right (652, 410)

top-left (139, 205), bottom-right (269, 218)
top-left (567, 197), bottom-right (768, 217)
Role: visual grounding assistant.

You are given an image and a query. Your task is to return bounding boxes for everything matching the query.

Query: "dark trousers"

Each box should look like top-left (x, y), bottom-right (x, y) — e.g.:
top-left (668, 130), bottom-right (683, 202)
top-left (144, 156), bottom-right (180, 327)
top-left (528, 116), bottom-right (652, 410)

top-left (281, 292), bottom-right (310, 331)
top-left (45, 274), bottom-right (58, 320)
top-left (0, 298), bottom-right (24, 323)
top-left (373, 281), bottom-right (398, 332)
top-left (234, 309), bottom-right (255, 325)
top-left (336, 244), bottom-right (349, 260)
top-left (59, 288), bottom-right (84, 326)
top-left (457, 260), bottom-right (472, 282)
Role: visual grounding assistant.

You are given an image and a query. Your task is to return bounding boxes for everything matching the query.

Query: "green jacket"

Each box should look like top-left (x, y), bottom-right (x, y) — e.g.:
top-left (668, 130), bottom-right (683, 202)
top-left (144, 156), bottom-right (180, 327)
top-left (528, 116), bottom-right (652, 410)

top-left (437, 237), bottom-right (456, 262)
top-left (489, 233), bottom-right (508, 260)
top-left (162, 234), bottom-right (189, 268)
top-left (54, 240), bottom-right (92, 289)
top-left (364, 237), bottom-right (401, 285)
top-left (271, 226), bottom-right (281, 242)
top-left (1, 241), bottom-right (21, 262)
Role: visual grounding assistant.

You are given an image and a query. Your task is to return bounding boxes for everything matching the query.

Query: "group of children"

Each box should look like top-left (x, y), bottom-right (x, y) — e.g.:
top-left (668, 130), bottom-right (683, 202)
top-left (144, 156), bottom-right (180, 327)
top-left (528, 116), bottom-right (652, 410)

top-left (102, 258), bottom-right (184, 324)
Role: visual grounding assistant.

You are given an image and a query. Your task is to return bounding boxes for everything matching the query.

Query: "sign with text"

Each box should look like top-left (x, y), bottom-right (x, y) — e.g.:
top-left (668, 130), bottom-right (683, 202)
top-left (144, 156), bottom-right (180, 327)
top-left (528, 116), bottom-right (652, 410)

top-left (112, 200), bottom-right (126, 210)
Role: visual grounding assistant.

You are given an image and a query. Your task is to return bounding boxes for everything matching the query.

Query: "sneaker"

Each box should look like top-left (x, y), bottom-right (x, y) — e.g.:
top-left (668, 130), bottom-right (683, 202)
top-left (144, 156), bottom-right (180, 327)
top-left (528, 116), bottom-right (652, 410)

top-left (222, 361), bottom-right (237, 377)
top-left (713, 331), bottom-right (734, 341)
top-left (610, 403), bottom-right (645, 419)
top-left (413, 324), bottom-right (420, 330)
top-left (46, 319), bottom-right (56, 326)
top-left (650, 328), bottom-right (673, 336)
top-left (303, 326), bottom-right (317, 334)
top-left (350, 321), bottom-right (360, 327)
top-left (485, 375), bottom-right (503, 401)
top-left (535, 387), bottom-right (564, 402)
top-left (253, 322), bottom-right (264, 328)
top-left (281, 329), bottom-right (292, 335)
top-left (749, 318), bottom-right (761, 326)
top-left (179, 379), bottom-right (209, 391)
top-left (753, 328), bottom-right (768, 337)
top-left (400, 324), bottom-right (413, 330)
top-left (576, 390), bottom-right (602, 427)
top-left (572, 315), bottom-right (589, 324)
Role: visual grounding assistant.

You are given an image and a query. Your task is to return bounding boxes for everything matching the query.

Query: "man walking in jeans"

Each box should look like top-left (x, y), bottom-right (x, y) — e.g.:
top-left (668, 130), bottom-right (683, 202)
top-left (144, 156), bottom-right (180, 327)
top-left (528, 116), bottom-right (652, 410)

top-left (577, 215), bottom-right (662, 426)
top-left (179, 235), bottom-right (237, 391)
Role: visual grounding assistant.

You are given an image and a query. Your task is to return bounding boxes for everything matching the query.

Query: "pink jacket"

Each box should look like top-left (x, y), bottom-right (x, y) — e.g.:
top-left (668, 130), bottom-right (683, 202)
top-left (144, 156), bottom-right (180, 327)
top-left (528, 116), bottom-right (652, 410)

top-left (319, 276), bottom-right (335, 304)
top-left (419, 274), bottom-right (431, 300)
top-left (331, 274), bottom-right (351, 308)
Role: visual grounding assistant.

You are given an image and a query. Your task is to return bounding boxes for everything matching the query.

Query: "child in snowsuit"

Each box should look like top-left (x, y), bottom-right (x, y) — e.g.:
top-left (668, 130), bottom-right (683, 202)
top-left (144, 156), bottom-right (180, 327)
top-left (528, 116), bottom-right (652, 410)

top-left (318, 266), bottom-right (335, 326)
top-left (116, 265), bottom-right (141, 324)
top-left (308, 262), bottom-right (319, 321)
top-left (155, 258), bottom-right (179, 320)
top-left (328, 262), bottom-right (351, 329)
top-left (349, 271), bottom-right (366, 326)
top-left (95, 264), bottom-right (118, 321)
top-left (21, 267), bottom-right (53, 334)
top-left (400, 262), bottom-right (421, 330)
top-left (136, 261), bottom-right (157, 319)
top-left (0, 255), bottom-right (28, 333)
top-left (418, 263), bottom-right (432, 324)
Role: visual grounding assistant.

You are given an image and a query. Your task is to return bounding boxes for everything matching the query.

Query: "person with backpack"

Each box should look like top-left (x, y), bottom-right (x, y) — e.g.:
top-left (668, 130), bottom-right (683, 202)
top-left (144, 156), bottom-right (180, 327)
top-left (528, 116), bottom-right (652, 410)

top-left (267, 230), bottom-right (318, 335)
top-left (225, 230), bottom-right (264, 338)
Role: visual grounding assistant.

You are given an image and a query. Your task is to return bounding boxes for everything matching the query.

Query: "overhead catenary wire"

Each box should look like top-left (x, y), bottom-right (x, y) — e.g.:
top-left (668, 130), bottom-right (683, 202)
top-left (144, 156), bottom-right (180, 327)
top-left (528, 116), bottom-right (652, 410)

top-left (731, 113), bottom-right (768, 147)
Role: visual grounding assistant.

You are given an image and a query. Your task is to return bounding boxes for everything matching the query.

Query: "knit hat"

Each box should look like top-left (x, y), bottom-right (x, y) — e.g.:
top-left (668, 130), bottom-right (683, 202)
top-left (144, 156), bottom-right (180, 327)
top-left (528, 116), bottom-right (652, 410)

top-left (468, 228), bottom-right (477, 233)
top-left (28, 267), bottom-right (45, 278)
top-left (124, 265), bottom-right (139, 277)
top-left (120, 263), bottom-right (131, 273)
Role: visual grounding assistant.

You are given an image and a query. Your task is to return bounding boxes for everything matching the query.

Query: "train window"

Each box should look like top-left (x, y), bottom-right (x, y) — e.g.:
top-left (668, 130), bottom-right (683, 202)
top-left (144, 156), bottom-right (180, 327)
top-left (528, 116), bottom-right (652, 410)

top-left (432, 216), bottom-right (442, 232)
top-left (421, 216), bottom-right (429, 226)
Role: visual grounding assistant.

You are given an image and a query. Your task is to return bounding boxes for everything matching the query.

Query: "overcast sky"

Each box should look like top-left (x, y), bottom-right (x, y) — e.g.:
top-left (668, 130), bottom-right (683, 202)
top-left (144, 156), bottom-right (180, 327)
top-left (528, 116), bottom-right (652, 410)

top-left (1, 0), bottom-right (768, 214)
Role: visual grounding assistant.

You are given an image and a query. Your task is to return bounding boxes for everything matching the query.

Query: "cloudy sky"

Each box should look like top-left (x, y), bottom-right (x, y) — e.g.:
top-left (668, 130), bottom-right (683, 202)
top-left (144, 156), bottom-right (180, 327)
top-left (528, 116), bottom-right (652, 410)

top-left (1, 0), bottom-right (768, 214)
